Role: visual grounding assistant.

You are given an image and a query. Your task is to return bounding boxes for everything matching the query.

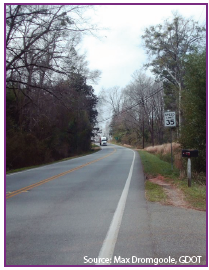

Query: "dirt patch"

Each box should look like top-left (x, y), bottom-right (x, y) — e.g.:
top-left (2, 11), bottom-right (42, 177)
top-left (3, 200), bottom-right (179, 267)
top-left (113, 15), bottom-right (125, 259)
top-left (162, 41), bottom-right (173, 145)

top-left (148, 175), bottom-right (190, 209)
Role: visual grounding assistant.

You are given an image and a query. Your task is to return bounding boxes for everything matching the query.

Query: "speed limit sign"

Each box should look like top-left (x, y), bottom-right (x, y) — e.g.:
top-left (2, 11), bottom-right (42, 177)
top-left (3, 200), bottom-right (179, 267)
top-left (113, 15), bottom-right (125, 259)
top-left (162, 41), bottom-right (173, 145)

top-left (164, 112), bottom-right (176, 127)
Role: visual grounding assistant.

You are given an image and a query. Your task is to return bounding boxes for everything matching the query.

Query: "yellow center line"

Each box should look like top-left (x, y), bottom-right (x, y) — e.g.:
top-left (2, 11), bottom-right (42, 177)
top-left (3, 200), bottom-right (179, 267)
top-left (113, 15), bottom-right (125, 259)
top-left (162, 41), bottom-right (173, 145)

top-left (6, 148), bottom-right (117, 199)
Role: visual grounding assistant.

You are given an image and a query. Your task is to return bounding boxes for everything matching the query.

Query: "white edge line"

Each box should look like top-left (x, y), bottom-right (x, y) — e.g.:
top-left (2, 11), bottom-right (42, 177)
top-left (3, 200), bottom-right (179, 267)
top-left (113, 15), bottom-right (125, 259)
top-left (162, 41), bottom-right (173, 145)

top-left (96, 149), bottom-right (136, 265)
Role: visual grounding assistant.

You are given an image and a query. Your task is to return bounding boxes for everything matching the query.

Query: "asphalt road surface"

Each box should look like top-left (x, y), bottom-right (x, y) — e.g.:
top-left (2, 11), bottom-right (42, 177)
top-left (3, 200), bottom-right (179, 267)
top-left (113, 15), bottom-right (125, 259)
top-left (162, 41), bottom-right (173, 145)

top-left (6, 144), bottom-right (206, 266)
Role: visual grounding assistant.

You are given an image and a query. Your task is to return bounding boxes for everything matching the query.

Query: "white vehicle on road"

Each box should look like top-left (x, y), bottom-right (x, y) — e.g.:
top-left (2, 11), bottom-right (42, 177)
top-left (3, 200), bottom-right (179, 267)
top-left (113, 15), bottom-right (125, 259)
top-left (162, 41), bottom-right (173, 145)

top-left (100, 136), bottom-right (107, 146)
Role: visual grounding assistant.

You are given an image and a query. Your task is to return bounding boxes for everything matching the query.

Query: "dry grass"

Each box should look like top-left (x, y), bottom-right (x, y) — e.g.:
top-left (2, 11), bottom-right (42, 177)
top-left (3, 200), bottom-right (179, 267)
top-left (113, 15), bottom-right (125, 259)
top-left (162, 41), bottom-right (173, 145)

top-left (144, 143), bottom-right (206, 185)
top-left (144, 143), bottom-right (184, 172)
top-left (145, 143), bottom-right (181, 155)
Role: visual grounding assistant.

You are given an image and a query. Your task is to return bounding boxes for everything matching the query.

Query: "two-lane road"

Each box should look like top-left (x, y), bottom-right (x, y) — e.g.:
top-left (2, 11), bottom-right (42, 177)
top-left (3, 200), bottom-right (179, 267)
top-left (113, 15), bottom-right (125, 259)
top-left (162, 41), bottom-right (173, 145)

top-left (6, 144), bottom-right (152, 265)
top-left (6, 144), bottom-right (207, 266)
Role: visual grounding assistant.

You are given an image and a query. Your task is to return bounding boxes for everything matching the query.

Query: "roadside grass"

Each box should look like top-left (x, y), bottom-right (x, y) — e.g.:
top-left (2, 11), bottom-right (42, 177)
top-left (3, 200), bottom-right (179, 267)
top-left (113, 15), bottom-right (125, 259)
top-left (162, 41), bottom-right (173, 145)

top-left (145, 181), bottom-right (168, 203)
top-left (6, 144), bottom-right (101, 174)
top-left (176, 179), bottom-right (206, 211)
top-left (91, 143), bottom-right (100, 149)
top-left (139, 149), bottom-right (179, 178)
top-left (139, 150), bottom-right (206, 211)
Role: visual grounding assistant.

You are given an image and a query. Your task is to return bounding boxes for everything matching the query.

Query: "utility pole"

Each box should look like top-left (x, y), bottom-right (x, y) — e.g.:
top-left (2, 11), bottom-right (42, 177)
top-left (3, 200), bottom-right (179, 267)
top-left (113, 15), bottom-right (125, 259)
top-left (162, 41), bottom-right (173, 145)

top-left (152, 108), bottom-right (154, 147)
top-left (142, 113), bottom-right (144, 149)
top-left (142, 98), bottom-right (145, 149)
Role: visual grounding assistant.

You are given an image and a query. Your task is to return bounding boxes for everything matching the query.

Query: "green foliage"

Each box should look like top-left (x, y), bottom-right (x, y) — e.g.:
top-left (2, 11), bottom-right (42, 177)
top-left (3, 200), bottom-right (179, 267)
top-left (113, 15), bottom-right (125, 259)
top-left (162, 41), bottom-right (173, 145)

top-left (140, 149), bottom-right (206, 210)
top-left (139, 150), bottom-right (179, 178)
top-left (177, 180), bottom-right (206, 211)
top-left (6, 5), bottom-right (100, 171)
top-left (142, 15), bottom-right (205, 80)
top-left (142, 14), bottom-right (205, 137)
top-left (163, 81), bottom-right (178, 112)
top-left (180, 50), bottom-right (206, 172)
top-left (6, 131), bottom-right (48, 170)
top-left (145, 181), bottom-right (167, 203)
top-left (6, 75), bottom-right (98, 171)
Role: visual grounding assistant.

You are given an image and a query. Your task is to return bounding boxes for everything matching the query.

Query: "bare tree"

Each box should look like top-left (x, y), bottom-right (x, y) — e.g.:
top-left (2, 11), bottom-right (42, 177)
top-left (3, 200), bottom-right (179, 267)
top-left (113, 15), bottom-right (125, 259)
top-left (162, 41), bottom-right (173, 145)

top-left (122, 71), bottom-right (163, 147)
top-left (99, 86), bottom-right (124, 114)
top-left (6, 5), bottom-right (99, 92)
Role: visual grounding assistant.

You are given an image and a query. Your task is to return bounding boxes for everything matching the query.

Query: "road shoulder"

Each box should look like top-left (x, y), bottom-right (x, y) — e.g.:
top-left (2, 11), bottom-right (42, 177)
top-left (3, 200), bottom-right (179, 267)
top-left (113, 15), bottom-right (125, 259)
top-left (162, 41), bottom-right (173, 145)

top-left (147, 201), bottom-right (206, 266)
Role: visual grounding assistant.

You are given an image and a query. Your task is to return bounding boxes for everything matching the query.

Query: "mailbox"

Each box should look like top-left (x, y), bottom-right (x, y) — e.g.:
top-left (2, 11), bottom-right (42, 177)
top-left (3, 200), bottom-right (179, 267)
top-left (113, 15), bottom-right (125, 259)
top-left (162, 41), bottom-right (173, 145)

top-left (182, 149), bottom-right (198, 158)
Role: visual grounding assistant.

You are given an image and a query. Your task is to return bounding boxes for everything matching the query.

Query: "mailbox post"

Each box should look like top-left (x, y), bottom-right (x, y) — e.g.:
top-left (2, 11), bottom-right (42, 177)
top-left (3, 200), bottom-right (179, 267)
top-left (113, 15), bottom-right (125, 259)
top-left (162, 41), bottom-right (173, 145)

top-left (182, 150), bottom-right (198, 187)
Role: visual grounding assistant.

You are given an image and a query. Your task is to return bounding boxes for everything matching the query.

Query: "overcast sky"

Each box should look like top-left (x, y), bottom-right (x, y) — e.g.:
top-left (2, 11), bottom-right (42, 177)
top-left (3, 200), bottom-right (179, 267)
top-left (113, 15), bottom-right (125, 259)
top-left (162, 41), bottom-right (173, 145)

top-left (79, 4), bottom-right (206, 95)
top-left (2, 1), bottom-right (207, 132)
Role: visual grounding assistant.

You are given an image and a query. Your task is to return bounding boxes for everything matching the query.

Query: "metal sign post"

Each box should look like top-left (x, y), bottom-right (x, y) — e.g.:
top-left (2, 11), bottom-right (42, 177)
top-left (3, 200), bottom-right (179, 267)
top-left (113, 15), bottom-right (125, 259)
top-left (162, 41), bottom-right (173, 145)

top-left (164, 111), bottom-right (176, 170)
top-left (170, 128), bottom-right (173, 170)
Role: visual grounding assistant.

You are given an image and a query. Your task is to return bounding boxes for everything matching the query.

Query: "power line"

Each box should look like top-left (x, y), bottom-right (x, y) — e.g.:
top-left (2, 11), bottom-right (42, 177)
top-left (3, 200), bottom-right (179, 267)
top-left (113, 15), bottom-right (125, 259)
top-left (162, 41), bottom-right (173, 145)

top-left (198, 6), bottom-right (206, 23)
top-left (97, 87), bottom-right (163, 123)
